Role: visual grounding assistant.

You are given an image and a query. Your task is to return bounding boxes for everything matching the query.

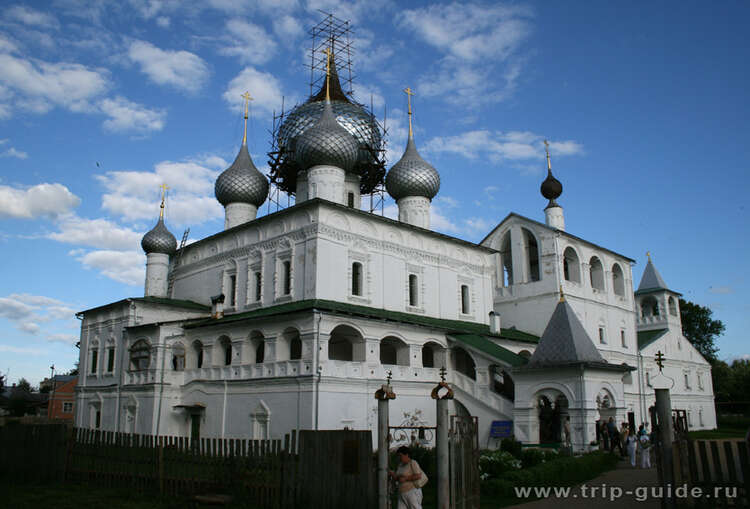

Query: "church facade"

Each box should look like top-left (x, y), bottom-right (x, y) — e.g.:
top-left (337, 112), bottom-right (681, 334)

top-left (73, 48), bottom-right (715, 452)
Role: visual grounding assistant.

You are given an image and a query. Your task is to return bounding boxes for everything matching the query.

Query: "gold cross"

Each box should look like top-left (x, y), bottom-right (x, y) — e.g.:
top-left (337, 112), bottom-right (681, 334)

top-left (323, 47), bottom-right (332, 101)
top-left (646, 251), bottom-right (651, 261)
top-left (544, 140), bottom-right (551, 170)
top-left (404, 87), bottom-right (415, 137)
top-left (159, 184), bottom-right (169, 219)
top-left (241, 91), bottom-right (253, 145)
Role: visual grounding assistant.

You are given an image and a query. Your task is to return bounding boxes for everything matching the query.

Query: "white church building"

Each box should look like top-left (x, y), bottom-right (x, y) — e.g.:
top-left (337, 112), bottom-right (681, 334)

top-left (73, 45), bottom-right (715, 452)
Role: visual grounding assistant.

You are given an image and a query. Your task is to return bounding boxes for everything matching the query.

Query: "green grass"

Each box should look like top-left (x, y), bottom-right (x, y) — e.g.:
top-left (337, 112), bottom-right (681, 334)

top-left (0, 482), bottom-right (187, 509)
top-left (688, 415), bottom-right (749, 440)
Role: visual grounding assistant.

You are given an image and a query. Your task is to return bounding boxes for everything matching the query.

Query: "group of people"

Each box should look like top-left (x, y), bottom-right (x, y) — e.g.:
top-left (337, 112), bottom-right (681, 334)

top-left (600, 417), bottom-right (652, 468)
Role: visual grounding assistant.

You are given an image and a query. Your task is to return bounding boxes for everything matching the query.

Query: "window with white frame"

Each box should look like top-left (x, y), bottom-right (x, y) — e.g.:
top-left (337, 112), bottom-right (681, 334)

top-left (275, 252), bottom-right (292, 299)
top-left (697, 373), bottom-right (704, 390)
top-left (598, 327), bottom-right (606, 344)
top-left (460, 285), bottom-right (470, 314)
top-left (351, 262), bottom-right (363, 296)
top-left (223, 267), bottom-right (237, 308)
top-left (408, 274), bottom-right (419, 307)
top-left (106, 345), bottom-right (115, 373)
top-left (646, 371), bottom-right (652, 387)
top-left (251, 401), bottom-right (270, 439)
top-left (684, 372), bottom-right (691, 389)
top-left (89, 340), bottom-right (99, 374)
top-left (620, 330), bottom-right (627, 348)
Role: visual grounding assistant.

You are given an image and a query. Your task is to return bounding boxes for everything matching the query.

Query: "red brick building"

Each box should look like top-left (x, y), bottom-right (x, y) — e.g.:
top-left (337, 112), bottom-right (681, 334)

top-left (47, 375), bottom-right (77, 421)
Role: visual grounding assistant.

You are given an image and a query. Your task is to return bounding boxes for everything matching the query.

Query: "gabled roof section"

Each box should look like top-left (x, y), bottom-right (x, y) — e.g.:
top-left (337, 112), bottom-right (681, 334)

top-left (448, 334), bottom-right (528, 367)
top-left (78, 297), bottom-right (209, 316)
top-left (635, 259), bottom-right (674, 294)
top-left (528, 299), bottom-right (605, 367)
top-left (481, 212), bottom-right (635, 262)
top-left (637, 328), bottom-right (669, 350)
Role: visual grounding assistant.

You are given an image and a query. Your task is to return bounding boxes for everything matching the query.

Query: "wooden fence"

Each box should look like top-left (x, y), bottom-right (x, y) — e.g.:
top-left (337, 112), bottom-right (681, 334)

top-left (0, 424), bottom-right (376, 509)
top-left (671, 437), bottom-right (750, 507)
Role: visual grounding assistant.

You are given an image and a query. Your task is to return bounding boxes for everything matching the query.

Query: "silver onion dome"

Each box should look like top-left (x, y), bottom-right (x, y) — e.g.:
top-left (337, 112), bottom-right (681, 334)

top-left (141, 217), bottom-right (177, 255)
top-left (386, 137), bottom-right (441, 200)
top-left (295, 101), bottom-right (359, 172)
top-left (215, 143), bottom-right (269, 207)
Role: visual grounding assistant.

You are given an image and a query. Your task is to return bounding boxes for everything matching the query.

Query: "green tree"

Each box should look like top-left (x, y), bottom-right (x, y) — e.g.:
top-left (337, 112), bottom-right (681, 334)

top-left (679, 298), bottom-right (725, 362)
top-left (16, 377), bottom-right (32, 392)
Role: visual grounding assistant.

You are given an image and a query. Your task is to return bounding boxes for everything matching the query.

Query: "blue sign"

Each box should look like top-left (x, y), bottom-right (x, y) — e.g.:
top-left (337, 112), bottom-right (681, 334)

top-left (490, 420), bottom-right (513, 438)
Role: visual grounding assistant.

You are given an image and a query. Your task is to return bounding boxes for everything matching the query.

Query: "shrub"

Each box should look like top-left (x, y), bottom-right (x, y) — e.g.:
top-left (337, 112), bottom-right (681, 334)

top-left (499, 437), bottom-right (523, 459)
top-left (479, 450), bottom-right (522, 480)
top-left (520, 448), bottom-right (546, 468)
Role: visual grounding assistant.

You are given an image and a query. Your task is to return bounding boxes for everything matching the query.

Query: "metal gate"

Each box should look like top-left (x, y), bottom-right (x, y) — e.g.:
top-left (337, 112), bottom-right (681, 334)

top-left (450, 415), bottom-right (480, 509)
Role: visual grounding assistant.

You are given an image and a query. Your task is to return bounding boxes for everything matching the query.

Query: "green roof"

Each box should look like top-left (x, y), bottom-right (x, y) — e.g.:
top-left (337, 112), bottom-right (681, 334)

top-left (447, 334), bottom-right (528, 367)
top-left (132, 297), bottom-right (210, 311)
top-left (184, 299), bottom-right (539, 343)
top-left (637, 329), bottom-right (668, 350)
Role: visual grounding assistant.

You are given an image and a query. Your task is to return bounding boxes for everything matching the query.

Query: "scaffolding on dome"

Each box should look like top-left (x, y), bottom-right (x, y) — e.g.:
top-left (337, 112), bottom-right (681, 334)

top-left (266, 11), bottom-right (387, 216)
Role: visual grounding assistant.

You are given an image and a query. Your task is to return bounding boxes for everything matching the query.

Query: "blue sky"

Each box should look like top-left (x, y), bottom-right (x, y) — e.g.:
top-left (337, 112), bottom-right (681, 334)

top-left (1, 1), bottom-right (748, 386)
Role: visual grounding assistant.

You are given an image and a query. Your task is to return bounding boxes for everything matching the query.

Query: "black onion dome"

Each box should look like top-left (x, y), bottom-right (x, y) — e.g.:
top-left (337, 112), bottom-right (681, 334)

top-left (141, 218), bottom-right (177, 255)
top-left (215, 143), bottom-right (269, 207)
top-left (385, 137), bottom-right (440, 200)
top-left (541, 169), bottom-right (563, 205)
top-left (295, 101), bottom-right (359, 172)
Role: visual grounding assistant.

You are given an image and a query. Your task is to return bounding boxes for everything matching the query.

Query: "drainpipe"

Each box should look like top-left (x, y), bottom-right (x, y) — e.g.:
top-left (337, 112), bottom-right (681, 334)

top-left (221, 379), bottom-right (228, 438)
top-left (637, 350), bottom-right (647, 426)
top-left (155, 329), bottom-right (167, 437)
top-left (313, 310), bottom-right (322, 431)
top-left (579, 364), bottom-right (586, 451)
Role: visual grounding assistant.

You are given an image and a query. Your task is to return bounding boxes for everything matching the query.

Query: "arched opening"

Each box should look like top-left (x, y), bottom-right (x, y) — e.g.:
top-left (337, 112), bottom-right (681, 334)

top-left (612, 263), bottom-right (625, 296)
top-left (130, 339), bottom-right (151, 371)
top-left (277, 327), bottom-right (301, 361)
top-left (641, 296), bottom-right (659, 318)
top-left (422, 341), bottom-right (445, 368)
top-left (460, 285), bottom-right (470, 314)
top-left (328, 324), bottom-right (364, 362)
top-left (452, 347), bottom-right (476, 380)
top-left (219, 336), bottom-right (232, 366)
top-left (245, 331), bottom-right (265, 364)
top-left (668, 296), bottom-right (677, 316)
top-left (522, 228), bottom-right (540, 282)
top-left (589, 256), bottom-right (605, 291)
top-left (500, 232), bottom-right (513, 286)
top-left (596, 388), bottom-right (616, 423)
top-left (408, 274), bottom-right (419, 307)
top-left (537, 392), bottom-right (567, 444)
top-left (490, 365), bottom-right (515, 400)
top-left (352, 262), bottom-right (363, 296)
top-left (192, 340), bottom-right (204, 369)
top-left (172, 343), bottom-right (185, 371)
top-left (380, 336), bottom-right (409, 366)
top-left (563, 247), bottom-right (580, 283)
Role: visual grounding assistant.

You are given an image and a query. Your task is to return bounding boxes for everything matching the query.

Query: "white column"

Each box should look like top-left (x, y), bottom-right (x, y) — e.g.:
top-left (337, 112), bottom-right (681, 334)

top-left (304, 165), bottom-right (346, 205)
top-left (397, 196), bottom-right (430, 229)
top-left (545, 205), bottom-right (565, 230)
top-left (144, 253), bottom-right (170, 297)
top-left (224, 203), bottom-right (258, 230)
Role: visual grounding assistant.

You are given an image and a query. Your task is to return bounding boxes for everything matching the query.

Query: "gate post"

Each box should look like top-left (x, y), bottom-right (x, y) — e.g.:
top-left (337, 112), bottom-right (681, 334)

top-left (431, 367), bottom-right (454, 509)
top-left (375, 373), bottom-right (396, 509)
top-left (655, 387), bottom-right (675, 509)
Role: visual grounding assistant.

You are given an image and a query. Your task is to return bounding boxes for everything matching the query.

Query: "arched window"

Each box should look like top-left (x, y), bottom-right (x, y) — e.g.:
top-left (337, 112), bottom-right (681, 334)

top-left (328, 325), bottom-right (364, 362)
top-left (589, 256), bottom-right (605, 291)
top-left (460, 285), bottom-right (470, 314)
top-left (641, 296), bottom-right (659, 318)
top-left (192, 340), bottom-right (204, 368)
top-left (452, 347), bottom-right (476, 380)
top-left (247, 331), bottom-right (265, 364)
top-left (352, 262), bottom-right (363, 296)
top-left (668, 296), bottom-right (677, 316)
top-left (277, 327), bottom-right (301, 361)
top-left (522, 228), bottom-right (540, 282)
top-left (380, 336), bottom-right (409, 366)
top-left (172, 343), bottom-right (185, 371)
top-left (256, 341), bottom-right (265, 363)
top-left (408, 274), bottom-right (418, 307)
top-left (219, 336), bottom-right (232, 366)
top-left (422, 342), bottom-right (445, 368)
top-left (612, 263), bottom-right (625, 296)
top-left (490, 365), bottom-right (515, 400)
top-left (500, 232), bottom-right (513, 286)
top-left (130, 340), bottom-right (151, 371)
top-left (290, 336), bottom-right (302, 360)
top-left (563, 247), bottom-right (580, 283)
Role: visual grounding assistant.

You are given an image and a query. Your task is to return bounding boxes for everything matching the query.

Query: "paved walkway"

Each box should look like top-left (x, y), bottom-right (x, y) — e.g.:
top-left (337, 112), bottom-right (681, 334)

top-left (506, 457), bottom-right (661, 509)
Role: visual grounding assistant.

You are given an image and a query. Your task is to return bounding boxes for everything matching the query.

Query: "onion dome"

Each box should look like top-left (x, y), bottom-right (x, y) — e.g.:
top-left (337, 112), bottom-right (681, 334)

top-left (541, 169), bottom-right (562, 204)
top-left (295, 100), bottom-right (360, 172)
top-left (386, 136), bottom-right (440, 201)
top-left (141, 217), bottom-right (177, 255)
top-left (215, 142), bottom-right (269, 207)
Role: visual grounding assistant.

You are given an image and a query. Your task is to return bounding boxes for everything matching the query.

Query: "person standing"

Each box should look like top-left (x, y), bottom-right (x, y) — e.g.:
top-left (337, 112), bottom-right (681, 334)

top-left (389, 446), bottom-right (425, 509)
top-left (607, 418), bottom-right (622, 455)
top-left (601, 421), bottom-right (610, 451)
top-left (639, 434), bottom-right (652, 468)
top-left (625, 427), bottom-right (638, 466)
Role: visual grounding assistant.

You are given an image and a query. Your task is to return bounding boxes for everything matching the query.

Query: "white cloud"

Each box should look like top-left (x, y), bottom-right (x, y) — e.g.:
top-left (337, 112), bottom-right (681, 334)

top-left (0, 293), bottom-right (78, 336)
top-left (5, 5), bottom-right (60, 29)
top-left (424, 130), bottom-right (583, 167)
top-left (0, 33), bottom-right (19, 53)
top-left (0, 345), bottom-right (47, 355)
top-left (96, 156), bottom-right (225, 226)
top-left (156, 16), bottom-right (170, 27)
top-left (219, 19), bottom-right (277, 65)
top-left (0, 183), bottom-right (80, 219)
top-left (98, 96), bottom-right (166, 134)
top-left (223, 67), bottom-right (289, 117)
top-left (272, 15), bottom-right (303, 40)
top-left (48, 216), bottom-right (143, 250)
top-left (76, 249), bottom-right (145, 286)
top-left (128, 40), bottom-right (209, 93)
top-left (1, 147), bottom-right (28, 159)
top-left (304, 0), bottom-right (383, 23)
top-left (47, 333), bottom-right (80, 344)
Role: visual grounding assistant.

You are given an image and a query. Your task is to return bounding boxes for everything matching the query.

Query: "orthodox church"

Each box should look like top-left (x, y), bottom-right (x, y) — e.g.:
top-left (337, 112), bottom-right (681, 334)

top-left (73, 47), bottom-right (715, 451)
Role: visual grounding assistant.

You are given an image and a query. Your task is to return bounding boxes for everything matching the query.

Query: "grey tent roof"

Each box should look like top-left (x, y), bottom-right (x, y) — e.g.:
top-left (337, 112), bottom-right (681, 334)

top-left (528, 299), bottom-right (605, 367)
top-left (636, 258), bottom-right (669, 293)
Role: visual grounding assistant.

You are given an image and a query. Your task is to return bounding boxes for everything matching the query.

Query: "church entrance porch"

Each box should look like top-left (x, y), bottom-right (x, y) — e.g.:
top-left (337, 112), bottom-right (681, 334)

top-left (537, 393), bottom-right (568, 444)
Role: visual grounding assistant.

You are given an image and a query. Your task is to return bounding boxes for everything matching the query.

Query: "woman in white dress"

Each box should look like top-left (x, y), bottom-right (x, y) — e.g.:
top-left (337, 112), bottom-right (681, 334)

top-left (639, 435), bottom-right (651, 468)
top-left (389, 446), bottom-right (426, 509)
top-left (625, 428), bottom-right (638, 467)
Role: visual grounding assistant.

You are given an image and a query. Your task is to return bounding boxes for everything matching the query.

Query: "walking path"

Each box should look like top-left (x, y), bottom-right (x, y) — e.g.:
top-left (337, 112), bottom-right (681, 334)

top-left (506, 457), bottom-right (661, 509)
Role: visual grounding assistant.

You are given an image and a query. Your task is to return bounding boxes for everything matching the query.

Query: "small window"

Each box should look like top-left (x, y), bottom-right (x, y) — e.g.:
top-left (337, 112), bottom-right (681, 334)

top-left (172, 344), bottom-right (185, 371)
top-left (107, 348), bottom-right (115, 373)
top-left (408, 274), bottom-right (418, 307)
top-left (195, 342), bottom-right (204, 369)
top-left (598, 327), bottom-right (606, 344)
top-left (221, 337), bottom-right (232, 366)
top-left (95, 409), bottom-right (101, 429)
top-left (697, 374), bottom-right (703, 390)
top-left (63, 402), bottom-right (73, 413)
top-left (684, 373), bottom-right (690, 389)
top-left (460, 285), bottom-right (470, 314)
top-left (668, 297), bottom-right (677, 316)
top-left (283, 261), bottom-right (291, 296)
top-left (254, 272), bottom-right (262, 302)
top-left (699, 409), bottom-right (704, 426)
top-left (620, 330), bottom-right (627, 348)
top-left (347, 192), bottom-right (354, 208)
top-left (352, 262), bottom-right (363, 296)
top-left (90, 349), bottom-right (98, 374)
top-left (229, 275), bottom-right (237, 307)
top-left (646, 371), bottom-right (652, 387)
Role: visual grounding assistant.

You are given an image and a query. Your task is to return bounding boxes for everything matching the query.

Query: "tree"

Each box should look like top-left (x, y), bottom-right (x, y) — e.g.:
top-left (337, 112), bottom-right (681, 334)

top-left (679, 298), bottom-right (725, 362)
top-left (16, 378), bottom-right (32, 392)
